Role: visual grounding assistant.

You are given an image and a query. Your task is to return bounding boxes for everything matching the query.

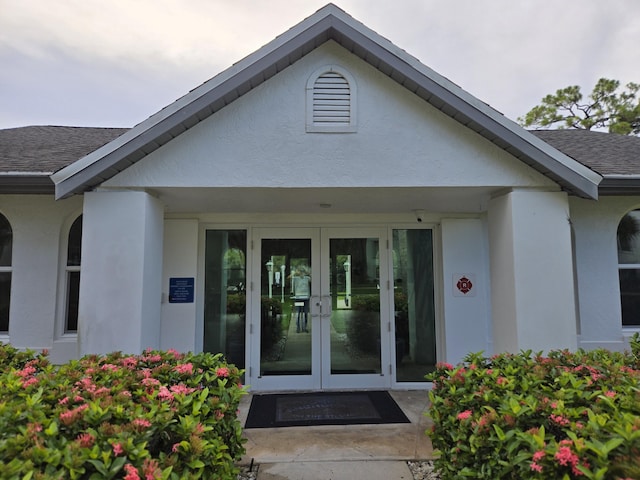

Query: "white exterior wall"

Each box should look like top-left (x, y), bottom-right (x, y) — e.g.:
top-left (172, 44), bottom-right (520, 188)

top-left (78, 190), bottom-right (164, 355)
top-left (0, 195), bottom-right (83, 363)
top-left (441, 218), bottom-right (492, 364)
top-left (103, 42), bottom-right (556, 194)
top-left (570, 196), bottom-right (640, 350)
top-left (160, 219), bottom-right (199, 351)
top-left (488, 189), bottom-right (578, 353)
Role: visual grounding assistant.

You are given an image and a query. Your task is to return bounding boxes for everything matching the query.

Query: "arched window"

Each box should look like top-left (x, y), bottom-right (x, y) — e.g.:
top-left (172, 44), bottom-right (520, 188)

top-left (64, 215), bottom-right (82, 332)
top-left (617, 209), bottom-right (640, 326)
top-left (306, 65), bottom-right (357, 133)
top-left (0, 213), bottom-right (12, 333)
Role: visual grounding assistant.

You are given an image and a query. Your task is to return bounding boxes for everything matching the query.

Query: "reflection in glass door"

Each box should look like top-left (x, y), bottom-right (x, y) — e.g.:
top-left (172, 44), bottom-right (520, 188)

top-left (322, 229), bottom-right (388, 389)
top-left (251, 228), bottom-right (392, 390)
top-left (259, 238), bottom-right (313, 377)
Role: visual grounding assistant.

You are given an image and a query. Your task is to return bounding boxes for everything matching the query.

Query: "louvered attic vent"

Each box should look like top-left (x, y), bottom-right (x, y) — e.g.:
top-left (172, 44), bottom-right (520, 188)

top-left (306, 66), bottom-right (357, 133)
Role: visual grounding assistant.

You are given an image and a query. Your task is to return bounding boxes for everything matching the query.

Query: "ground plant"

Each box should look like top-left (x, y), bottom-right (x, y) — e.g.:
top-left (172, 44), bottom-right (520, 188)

top-left (0, 344), bottom-right (246, 479)
top-left (427, 342), bottom-right (640, 479)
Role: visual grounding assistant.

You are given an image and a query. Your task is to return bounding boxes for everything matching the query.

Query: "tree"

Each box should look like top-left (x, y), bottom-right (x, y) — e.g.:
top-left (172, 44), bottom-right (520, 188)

top-left (518, 78), bottom-right (640, 135)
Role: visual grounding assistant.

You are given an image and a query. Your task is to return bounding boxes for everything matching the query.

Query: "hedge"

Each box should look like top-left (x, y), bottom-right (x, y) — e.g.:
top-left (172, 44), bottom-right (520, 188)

top-left (426, 340), bottom-right (640, 479)
top-left (0, 344), bottom-right (246, 479)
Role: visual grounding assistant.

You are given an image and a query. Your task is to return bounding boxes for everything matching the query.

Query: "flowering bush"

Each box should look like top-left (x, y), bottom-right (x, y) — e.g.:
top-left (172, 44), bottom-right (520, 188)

top-left (0, 345), bottom-right (247, 479)
top-left (427, 347), bottom-right (640, 479)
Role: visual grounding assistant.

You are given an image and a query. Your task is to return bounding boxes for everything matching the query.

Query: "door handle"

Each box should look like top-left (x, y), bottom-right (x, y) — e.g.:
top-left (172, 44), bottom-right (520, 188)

top-left (320, 295), bottom-right (332, 318)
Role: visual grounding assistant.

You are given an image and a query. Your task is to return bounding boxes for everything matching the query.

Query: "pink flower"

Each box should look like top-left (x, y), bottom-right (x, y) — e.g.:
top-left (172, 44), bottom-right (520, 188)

top-left (530, 462), bottom-right (543, 473)
top-left (76, 432), bottom-right (95, 448)
top-left (132, 418), bottom-right (152, 431)
top-left (157, 386), bottom-right (174, 401)
top-left (122, 357), bottom-right (138, 369)
top-left (174, 363), bottom-right (194, 375)
top-left (143, 458), bottom-right (161, 480)
top-left (172, 443), bottom-right (180, 453)
top-left (549, 414), bottom-right (570, 427)
top-left (124, 464), bottom-right (140, 480)
top-left (554, 446), bottom-right (579, 467)
top-left (456, 410), bottom-right (472, 420)
top-left (216, 367), bottom-right (229, 378)
top-left (604, 390), bottom-right (616, 398)
top-left (22, 377), bottom-right (39, 388)
top-left (215, 410), bottom-right (224, 420)
top-left (16, 366), bottom-right (37, 378)
top-left (170, 384), bottom-right (195, 395)
top-left (112, 442), bottom-right (124, 456)
top-left (532, 450), bottom-right (545, 462)
top-left (100, 363), bottom-right (119, 372)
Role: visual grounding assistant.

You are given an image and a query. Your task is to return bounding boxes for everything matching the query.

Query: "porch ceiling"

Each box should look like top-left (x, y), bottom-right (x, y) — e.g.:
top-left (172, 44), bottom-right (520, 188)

top-left (149, 186), bottom-right (497, 214)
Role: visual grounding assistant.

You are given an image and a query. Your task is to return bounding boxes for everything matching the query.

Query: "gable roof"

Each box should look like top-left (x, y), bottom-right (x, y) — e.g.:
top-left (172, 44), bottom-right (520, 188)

top-left (531, 129), bottom-right (640, 195)
top-left (50, 3), bottom-right (601, 200)
top-left (0, 126), bottom-right (127, 194)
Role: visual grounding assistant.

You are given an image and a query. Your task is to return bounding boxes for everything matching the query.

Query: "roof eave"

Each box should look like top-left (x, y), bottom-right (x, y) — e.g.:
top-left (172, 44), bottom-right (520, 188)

top-left (0, 174), bottom-right (55, 194)
top-left (599, 176), bottom-right (640, 196)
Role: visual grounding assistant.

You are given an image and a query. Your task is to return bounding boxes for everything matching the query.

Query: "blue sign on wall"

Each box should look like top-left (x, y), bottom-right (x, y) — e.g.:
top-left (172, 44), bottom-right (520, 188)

top-left (169, 277), bottom-right (195, 303)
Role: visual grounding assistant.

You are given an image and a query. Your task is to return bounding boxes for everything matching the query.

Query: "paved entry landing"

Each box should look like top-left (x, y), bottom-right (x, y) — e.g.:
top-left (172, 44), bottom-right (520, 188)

top-left (238, 390), bottom-right (434, 465)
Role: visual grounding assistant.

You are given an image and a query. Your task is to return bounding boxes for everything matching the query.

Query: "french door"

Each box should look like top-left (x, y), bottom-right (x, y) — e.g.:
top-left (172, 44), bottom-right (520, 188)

top-left (249, 227), bottom-right (390, 391)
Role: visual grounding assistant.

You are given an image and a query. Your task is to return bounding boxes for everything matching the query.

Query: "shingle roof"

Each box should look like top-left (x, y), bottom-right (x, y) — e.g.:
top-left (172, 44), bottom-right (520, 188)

top-left (531, 129), bottom-right (640, 176)
top-left (0, 126), bottom-right (128, 174)
top-left (0, 126), bottom-right (127, 194)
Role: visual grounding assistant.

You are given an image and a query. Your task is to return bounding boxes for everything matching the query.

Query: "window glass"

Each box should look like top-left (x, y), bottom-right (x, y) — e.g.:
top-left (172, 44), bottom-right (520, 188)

top-left (204, 230), bottom-right (247, 370)
top-left (65, 216), bottom-right (82, 332)
top-left (618, 210), bottom-right (640, 326)
top-left (67, 216), bottom-right (82, 267)
top-left (0, 214), bottom-right (11, 332)
top-left (0, 214), bottom-right (12, 267)
top-left (393, 229), bottom-right (436, 382)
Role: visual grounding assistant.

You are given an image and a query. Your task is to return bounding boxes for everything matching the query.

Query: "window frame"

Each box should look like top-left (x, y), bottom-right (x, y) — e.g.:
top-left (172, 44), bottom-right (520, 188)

top-left (57, 214), bottom-right (82, 336)
top-left (617, 209), bottom-right (640, 328)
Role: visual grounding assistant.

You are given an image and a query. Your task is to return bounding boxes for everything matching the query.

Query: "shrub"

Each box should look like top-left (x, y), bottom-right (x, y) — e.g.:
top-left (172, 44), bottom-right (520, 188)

top-left (426, 348), bottom-right (640, 479)
top-left (0, 345), bottom-right (246, 479)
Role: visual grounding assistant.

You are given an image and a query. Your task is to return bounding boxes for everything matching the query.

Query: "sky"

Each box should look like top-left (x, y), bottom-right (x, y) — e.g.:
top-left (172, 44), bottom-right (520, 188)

top-left (1, 0), bottom-right (639, 130)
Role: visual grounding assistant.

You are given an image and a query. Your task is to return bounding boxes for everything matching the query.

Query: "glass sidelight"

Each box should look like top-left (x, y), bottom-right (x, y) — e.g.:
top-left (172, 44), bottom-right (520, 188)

top-left (203, 230), bottom-right (247, 369)
top-left (392, 229), bottom-right (437, 382)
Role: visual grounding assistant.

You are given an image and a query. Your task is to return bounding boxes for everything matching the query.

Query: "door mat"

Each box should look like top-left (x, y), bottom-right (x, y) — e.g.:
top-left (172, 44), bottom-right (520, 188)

top-left (244, 391), bottom-right (410, 428)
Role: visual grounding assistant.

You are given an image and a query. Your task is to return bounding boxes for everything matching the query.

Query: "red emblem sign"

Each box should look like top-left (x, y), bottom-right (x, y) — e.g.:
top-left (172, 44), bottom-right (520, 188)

top-left (456, 276), bottom-right (473, 294)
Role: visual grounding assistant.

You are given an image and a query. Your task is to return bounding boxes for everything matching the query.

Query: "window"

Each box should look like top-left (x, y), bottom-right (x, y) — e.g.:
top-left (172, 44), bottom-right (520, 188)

top-left (64, 216), bottom-right (82, 332)
top-left (617, 209), bottom-right (640, 326)
top-left (0, 214), bottom-right (11, 333)
top-left (306, 65), bottom-right (357, 133)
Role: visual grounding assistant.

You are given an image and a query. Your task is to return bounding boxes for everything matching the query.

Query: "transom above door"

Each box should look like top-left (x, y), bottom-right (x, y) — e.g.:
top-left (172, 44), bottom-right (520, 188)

top-left (249, 227), bottom-right (390, 391)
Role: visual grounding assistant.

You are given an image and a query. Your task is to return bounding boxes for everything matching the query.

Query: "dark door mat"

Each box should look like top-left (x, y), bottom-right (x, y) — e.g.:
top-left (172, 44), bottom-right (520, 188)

top-left (244, 391), bottom-right (411, 428)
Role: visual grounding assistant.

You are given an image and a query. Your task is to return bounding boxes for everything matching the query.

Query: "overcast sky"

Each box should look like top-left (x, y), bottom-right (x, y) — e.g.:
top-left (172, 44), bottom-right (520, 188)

top-left (1, 0), bottom-right (639, 130)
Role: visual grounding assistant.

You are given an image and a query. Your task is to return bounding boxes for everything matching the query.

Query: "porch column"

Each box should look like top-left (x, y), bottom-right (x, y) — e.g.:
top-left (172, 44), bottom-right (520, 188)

top-left (488, 189), bottom-right (578, 353)
top-left (78, 190), bottom-right (164, 356)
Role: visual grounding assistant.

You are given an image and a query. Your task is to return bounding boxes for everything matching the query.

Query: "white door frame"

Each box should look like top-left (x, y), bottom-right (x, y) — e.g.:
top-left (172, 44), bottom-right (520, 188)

top-left (247, 226), bottom-right (392, 391)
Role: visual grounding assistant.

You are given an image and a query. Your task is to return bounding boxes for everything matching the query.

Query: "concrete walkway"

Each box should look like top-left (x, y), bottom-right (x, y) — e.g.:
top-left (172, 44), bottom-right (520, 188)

top-left (237, 390), bottom-right (435, 479)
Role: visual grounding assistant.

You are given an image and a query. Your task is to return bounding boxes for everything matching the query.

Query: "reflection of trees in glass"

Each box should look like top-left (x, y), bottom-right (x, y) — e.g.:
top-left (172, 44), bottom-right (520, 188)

top-left (0, 214), bottom-right (12, 267)
top-left (618, 211), bottom-right (640, 252)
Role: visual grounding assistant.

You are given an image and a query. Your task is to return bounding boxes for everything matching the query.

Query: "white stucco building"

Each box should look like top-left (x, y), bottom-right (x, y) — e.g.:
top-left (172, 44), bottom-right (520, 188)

top-left (1, 4), bottom-right (639, 391)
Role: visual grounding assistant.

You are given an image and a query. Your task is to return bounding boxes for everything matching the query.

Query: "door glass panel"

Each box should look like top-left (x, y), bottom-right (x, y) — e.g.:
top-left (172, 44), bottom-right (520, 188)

top-left (393, 229), bottom-right (436, 382)
top-left (329, 237), bottom-right (381, 374)
top-left (260, 239), bottom-right (312, 376)
top-left (204, 230), bottom-right (247, 369)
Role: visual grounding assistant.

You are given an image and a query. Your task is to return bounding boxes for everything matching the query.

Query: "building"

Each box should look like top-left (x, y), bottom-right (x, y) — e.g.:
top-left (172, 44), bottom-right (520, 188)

top-left (1, 4), bottom-right (639, 391)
